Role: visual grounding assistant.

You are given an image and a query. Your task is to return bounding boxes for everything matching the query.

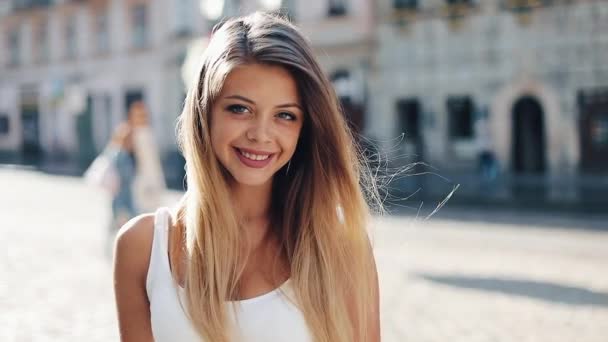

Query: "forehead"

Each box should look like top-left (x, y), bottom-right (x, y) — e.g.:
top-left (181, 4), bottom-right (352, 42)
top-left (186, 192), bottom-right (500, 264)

top-left (220, 63), bottom-right (300, 103)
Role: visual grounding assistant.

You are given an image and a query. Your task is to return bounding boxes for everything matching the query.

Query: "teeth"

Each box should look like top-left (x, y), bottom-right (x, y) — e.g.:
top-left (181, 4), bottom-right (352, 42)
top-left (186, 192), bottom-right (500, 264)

top-left (239, 149), bottom-right (270, 161)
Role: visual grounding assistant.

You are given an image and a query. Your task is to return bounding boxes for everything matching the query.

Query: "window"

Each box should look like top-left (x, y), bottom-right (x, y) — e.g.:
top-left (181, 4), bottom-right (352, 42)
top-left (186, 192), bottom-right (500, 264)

top-left (95, 10), bottom-right (110, 54)
top-left (0, 114), bottom-right (9, 134)
top-left (394, 0), bottom-right (418, 10)
top-left (34, 18), bottom-right (49, 63)
top-left (65, 15), bottom-right (77, 59)
top-left (579, 88), bottom-right (608, 172)
top-left (328, 0), bottom-right (346, 17)
top-left (13, 0), bottom-right (52, 10)
top-left (397, 99), bottom-right (421, 140)
top-left (8, 27), bottom-right (20, 66)
top-left (131, 4), bottom-right (148, 49)
top-left (446, 0), bottom-right (473, 5)
top-left (447, 96), bottom-right (474, 139)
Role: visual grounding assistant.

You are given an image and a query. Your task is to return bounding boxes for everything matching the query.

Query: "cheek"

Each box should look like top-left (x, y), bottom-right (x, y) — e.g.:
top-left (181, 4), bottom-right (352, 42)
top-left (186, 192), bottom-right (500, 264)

top-left (209, 120), bottom-right (220, 150)
top-left (210, 116), bottom-right (238, 148)
top-left (210, 124), bottom-right (232, 161)
top-left (283, 126), bottom-right (302, 153)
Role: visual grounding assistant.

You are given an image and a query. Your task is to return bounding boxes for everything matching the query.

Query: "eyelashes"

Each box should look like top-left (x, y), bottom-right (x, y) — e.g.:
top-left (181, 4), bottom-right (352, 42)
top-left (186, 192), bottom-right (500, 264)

top-left (225, 104), bottom-right (297, 121)
top-left (277, 112), bottom-right (297, 121)
top-left (226, 104), bottom-right (249, 114)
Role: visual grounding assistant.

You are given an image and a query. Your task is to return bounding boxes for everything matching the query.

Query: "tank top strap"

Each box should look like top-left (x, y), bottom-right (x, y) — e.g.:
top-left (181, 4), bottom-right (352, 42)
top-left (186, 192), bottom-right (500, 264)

top-left (146, 207), bottom-right (173, 297)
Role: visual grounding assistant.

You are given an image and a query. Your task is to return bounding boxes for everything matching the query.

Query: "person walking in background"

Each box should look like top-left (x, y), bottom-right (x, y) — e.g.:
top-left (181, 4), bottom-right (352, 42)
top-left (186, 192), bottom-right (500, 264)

top-left (109, 101), bottom-right (146, 230)
top-left (475, 108), bottom-right (498, 183)
top-left (113, 12), bottom-right (381, 342)
top-left (91, 100), bottom-right (165, 236)
top-left (107, 116), bottom-right (138, 229)
top-left (128, 101), bottom-right (166, 215)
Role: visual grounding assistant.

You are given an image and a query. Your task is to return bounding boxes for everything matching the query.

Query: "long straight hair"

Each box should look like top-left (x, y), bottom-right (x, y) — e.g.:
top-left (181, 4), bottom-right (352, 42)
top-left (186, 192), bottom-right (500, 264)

top-left (175, 12), bottom-right (382, 342)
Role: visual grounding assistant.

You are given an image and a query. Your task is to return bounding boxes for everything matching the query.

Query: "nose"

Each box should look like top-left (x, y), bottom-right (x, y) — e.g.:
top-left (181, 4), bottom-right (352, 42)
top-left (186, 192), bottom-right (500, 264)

top-left (246, 117), bottom-right (273, 143)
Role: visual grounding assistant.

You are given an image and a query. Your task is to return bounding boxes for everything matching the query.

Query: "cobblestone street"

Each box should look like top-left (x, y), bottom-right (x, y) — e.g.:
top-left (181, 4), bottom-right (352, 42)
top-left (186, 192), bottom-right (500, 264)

top-left (1, 168), bottom-right (607, 341)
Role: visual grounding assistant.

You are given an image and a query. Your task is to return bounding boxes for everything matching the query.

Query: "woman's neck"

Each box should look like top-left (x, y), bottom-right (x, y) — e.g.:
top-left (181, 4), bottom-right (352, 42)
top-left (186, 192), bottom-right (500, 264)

top-left (230, 180), bottom-right (274, 251)
top-left (230, 180), bottom-right (272, 221)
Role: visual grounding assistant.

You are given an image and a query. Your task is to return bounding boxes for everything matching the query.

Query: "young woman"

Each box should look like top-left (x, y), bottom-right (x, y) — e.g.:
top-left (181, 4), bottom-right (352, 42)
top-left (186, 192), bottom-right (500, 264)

top-left (113, 12), bottom-right (381, 342)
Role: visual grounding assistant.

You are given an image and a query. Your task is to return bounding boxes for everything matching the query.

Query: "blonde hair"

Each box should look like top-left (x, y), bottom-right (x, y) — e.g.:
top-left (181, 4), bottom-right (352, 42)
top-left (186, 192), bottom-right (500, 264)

top-left (175, 12), bottom-right (381, 342)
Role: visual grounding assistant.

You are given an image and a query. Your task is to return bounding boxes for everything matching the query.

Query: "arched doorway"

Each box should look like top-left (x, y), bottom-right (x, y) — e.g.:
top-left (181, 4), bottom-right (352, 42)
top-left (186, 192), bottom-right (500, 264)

top-left (511, 96), bottom-right (546, 174)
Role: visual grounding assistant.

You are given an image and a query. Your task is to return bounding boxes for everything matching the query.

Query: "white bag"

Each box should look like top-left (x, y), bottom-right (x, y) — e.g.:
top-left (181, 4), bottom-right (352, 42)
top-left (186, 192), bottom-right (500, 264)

top-left (84, 147), bottom-right (120, 195)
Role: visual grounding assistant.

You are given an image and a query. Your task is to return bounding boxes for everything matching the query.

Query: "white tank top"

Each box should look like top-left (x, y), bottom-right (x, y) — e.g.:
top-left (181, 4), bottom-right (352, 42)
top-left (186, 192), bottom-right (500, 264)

top-left (146, 207), bottom-right (313, 342)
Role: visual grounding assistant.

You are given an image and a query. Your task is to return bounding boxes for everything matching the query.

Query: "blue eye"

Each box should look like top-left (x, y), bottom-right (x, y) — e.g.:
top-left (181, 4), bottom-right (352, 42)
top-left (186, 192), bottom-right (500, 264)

top-left (227, 104), bottom-right (249, 114)
top-left (277, 112), bottom-right (296, 121)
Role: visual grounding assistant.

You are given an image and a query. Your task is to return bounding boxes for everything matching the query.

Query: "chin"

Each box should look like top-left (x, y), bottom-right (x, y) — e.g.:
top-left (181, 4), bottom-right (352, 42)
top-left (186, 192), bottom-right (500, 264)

top-left (230, 172), bottom-right (274, 187)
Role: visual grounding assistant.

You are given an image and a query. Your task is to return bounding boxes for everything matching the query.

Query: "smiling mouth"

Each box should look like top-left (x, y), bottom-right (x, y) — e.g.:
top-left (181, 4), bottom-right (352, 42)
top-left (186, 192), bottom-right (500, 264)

top-left (237, 148), bottom-right (271, 161)
top-left (234, 147), bottom-right (276, 168)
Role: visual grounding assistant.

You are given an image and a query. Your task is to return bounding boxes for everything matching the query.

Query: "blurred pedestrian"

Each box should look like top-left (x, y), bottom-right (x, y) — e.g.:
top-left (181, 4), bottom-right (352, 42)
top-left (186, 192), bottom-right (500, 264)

top-left (113, 13), bottom-right (380, 342)
top-left (106, 101), bottom-right (165, 233)
top-left (107, 121), bottom-right (136, 226)
top-left (128, 102), bottom-right (166, 214)
top-left (475, 110), bottom-right (498, 182)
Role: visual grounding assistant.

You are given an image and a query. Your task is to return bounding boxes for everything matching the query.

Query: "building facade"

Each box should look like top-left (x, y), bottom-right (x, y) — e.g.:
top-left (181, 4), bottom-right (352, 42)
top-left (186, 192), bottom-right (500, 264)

top-left (0, 0), bottom-right (208, 178)
top-left (371, 0), bottom-right (608, 201)
top-left (2, 0), bottom-right (605, 201)
top-left (0, 0), bottom-right (373, 182)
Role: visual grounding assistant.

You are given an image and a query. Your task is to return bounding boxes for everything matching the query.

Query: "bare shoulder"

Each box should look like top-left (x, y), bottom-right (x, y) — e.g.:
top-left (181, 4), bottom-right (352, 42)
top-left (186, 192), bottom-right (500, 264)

top-left (115, 213), bottom-right (155, 254)
top-left (115, 213), bottom-right (155, 247)
top-left (114, 213), bottom-right (156, 280)
top-left (113, 214), bottom-right (157, 341)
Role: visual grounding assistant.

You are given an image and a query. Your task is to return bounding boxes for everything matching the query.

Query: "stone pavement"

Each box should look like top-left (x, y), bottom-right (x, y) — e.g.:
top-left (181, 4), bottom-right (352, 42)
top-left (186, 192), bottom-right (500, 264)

top-left (1, 168), bottom-right (607, 341)
top-left (374, 212), bottom-right (608, 342)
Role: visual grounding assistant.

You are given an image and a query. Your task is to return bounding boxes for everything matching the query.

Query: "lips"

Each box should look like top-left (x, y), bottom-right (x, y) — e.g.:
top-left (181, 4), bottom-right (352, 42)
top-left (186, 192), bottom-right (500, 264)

top-left (234, 147), bottom-right (275, 168)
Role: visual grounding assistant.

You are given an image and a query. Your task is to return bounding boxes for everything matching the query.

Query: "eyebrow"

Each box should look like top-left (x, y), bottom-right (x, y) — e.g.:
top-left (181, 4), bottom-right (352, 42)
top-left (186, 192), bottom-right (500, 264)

top-left (224, 95), bottom-right (303, 111)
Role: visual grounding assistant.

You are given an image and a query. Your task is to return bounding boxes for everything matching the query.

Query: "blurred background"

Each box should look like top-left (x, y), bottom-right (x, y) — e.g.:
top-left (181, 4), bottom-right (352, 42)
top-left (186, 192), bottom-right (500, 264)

top-left (0, 0), bottom-right (607, 341)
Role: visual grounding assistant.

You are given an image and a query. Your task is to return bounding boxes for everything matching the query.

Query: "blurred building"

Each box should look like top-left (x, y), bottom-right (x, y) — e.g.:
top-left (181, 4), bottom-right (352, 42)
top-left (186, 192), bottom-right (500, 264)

top-left (1, 0), bottom-right (606, 204)
top-left (370, 0), bottom-right (608, 203)
top-left (0, 0), bottom-right (207, 180)
top-left (0, 0), bottom-right (372, 185)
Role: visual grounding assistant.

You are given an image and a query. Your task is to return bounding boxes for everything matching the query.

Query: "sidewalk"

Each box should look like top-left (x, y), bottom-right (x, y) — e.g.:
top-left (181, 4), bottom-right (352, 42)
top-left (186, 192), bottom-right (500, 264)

top-left (1, 168), bottom-right (607, 341)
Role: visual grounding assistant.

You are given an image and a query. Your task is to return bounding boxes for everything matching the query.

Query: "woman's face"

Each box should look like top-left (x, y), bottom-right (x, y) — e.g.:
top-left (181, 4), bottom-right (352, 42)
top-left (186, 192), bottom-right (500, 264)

top-left (210, 63), bottom-right (304, 187)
